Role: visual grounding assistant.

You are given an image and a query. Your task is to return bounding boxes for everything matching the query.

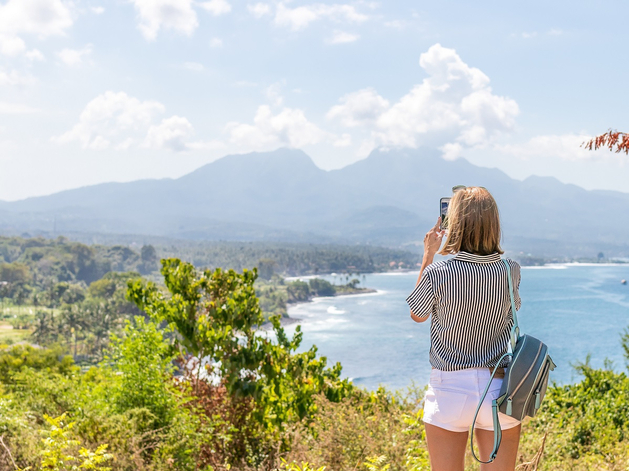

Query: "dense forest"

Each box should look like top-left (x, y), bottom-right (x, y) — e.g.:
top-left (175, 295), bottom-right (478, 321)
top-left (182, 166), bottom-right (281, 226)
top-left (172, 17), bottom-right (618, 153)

top-left (145, 240), bottom-right (420, 275)
top-left (0, 236), bottom-right (419, 280)
top-left (0, 236), bottom-right (374, 358)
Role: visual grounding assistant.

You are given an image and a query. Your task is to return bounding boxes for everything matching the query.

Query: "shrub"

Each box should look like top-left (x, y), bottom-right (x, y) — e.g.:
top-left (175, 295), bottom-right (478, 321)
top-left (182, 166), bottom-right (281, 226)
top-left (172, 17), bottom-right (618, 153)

top-left (308, 279), bottom-right (335, 297)
top-left (284, 387), bottom-right (423, 471)
top-left (0, 344), bottom-right (75, 383)
top-left (287, 280), bottom-right (310, 303)
top-left (106, 317), bottom-right (178, 431)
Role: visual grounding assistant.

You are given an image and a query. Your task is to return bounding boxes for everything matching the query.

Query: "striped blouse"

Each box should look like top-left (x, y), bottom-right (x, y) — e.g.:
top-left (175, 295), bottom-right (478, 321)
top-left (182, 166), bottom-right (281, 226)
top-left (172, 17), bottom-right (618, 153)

top-left (406, 251), bottom-right (521, 371)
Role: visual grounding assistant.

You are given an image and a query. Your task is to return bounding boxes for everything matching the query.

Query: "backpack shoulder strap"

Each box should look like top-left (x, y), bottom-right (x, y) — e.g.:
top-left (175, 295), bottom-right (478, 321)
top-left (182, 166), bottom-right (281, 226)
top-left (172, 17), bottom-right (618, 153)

top-left (470, 356), bottom-right (509, 463)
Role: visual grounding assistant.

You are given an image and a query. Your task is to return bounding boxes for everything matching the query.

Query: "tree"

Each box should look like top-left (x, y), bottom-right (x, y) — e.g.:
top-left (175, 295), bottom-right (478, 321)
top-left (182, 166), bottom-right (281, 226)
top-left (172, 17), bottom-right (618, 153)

top-left (107, 316), bottom-right (177, 430)
top-left (139, 245), bottom-right (158, 275)
top-left (32, 309), bottom-right (59, 345)
top-left (583, 130), bottom-right (629, 154)
top-left (309, 278), bottom-right (336, 297)
top-left (127, 258), bottom-right (352, 437)
top-left (287, 280), bottom-right (310, 302)
top-left (0, 262), bottom-right (31, 284)
top-left (59, 304), bottom-right (88, 358)
top-left (257, 258), bottom-right (277, 280)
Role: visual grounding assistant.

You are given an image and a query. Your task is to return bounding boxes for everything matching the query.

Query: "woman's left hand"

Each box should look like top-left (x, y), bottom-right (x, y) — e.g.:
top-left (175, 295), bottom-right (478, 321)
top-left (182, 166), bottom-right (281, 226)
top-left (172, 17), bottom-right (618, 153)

top-left (424, 217), bottom-right (445, 257)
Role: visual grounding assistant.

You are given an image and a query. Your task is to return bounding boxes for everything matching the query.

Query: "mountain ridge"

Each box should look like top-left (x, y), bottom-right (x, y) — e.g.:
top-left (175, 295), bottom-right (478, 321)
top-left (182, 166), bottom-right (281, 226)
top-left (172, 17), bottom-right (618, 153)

top-left (1, 147), bottom-right (628, 257)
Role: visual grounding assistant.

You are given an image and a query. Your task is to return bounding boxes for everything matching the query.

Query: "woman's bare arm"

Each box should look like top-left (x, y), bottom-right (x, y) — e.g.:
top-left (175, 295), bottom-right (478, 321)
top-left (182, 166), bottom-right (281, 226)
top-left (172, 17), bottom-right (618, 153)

top-left (410, 217), bottom-right (445, 323)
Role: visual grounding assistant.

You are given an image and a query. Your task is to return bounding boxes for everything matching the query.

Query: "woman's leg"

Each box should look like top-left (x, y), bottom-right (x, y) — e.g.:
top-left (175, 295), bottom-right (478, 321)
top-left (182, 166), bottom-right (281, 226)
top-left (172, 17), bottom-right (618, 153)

top-left (425, 423), bottom-right (469, 471)
top-left (475, 424), bottom-right (521, 471)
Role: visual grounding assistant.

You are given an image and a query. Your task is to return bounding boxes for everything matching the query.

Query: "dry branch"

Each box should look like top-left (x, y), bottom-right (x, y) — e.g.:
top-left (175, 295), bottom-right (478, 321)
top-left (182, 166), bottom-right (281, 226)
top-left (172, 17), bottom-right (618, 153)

top-left (516, 432), bottom-right (548, 471)
top-left (0, 436), bottom-right (19, 471)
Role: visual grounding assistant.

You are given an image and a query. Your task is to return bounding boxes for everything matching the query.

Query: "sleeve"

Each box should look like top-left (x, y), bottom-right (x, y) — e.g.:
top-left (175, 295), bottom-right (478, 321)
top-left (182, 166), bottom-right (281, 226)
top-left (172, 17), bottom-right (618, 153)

top-left (508, 259), bottom-right (522, 311)
top-left (406, 271), bottom-right (436, 319)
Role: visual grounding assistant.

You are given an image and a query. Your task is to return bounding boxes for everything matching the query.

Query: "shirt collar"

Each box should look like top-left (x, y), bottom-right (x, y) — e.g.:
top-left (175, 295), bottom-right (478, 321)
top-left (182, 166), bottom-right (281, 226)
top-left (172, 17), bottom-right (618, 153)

top-left (453, 251), bottom-right (502, 264)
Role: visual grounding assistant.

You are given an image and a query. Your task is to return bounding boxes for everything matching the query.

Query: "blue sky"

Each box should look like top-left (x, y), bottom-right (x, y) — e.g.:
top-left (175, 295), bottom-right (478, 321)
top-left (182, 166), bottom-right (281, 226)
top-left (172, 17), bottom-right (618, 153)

top-left (1, 0), bottom-right (628, 201)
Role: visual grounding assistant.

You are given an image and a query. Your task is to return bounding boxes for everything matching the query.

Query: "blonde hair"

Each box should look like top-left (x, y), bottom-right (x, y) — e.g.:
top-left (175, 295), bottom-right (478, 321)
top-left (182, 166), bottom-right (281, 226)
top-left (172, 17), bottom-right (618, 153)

top-left (439, 187), bottom-right (503, 256)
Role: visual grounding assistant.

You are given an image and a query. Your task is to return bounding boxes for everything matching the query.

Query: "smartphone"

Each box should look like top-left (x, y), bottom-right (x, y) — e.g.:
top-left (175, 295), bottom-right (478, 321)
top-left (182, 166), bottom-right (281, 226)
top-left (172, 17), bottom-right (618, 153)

top-left (440, 197), bottom-right (451, 230)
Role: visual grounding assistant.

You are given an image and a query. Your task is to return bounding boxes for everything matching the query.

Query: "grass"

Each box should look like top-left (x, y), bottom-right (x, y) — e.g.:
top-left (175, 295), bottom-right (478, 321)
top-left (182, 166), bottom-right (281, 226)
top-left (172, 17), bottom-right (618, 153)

top-left (0, 305), bottom-right (60, 318)
top-left (0, 321), bottom-right (31, 344)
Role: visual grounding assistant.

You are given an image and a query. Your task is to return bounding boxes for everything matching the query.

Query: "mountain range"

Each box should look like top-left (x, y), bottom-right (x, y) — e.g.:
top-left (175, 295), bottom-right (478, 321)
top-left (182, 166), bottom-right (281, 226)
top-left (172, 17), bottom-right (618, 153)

top-left (1, 147), bottom-right (628, 257)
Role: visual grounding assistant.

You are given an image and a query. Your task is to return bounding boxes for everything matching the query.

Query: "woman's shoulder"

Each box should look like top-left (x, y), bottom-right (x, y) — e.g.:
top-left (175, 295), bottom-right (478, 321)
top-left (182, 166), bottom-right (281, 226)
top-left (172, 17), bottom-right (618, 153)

top-left (502, 257), bottom-right (521, 269)
top-left (424, 259), bottom-right (451, 275)
top-left (502, 257), bottom-right (522, 278)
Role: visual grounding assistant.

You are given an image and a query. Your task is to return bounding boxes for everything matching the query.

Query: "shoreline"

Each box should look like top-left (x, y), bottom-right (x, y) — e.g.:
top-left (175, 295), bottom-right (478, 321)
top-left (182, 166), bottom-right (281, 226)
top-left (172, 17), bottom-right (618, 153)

top-left (284, 261), bottom-right (629, 281)
top-left (261, 288), bottom-right (381, 329)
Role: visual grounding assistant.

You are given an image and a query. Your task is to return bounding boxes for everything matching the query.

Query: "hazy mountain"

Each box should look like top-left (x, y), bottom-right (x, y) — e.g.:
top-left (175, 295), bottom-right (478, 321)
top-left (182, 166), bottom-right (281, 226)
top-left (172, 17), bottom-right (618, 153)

top-left (1, 147), bottom-right (628, 257)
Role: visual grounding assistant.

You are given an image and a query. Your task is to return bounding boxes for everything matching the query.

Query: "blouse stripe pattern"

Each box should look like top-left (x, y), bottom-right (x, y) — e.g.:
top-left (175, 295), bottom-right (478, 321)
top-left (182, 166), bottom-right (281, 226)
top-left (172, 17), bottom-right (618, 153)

top-left (406, 252), bottom-right (521, 372)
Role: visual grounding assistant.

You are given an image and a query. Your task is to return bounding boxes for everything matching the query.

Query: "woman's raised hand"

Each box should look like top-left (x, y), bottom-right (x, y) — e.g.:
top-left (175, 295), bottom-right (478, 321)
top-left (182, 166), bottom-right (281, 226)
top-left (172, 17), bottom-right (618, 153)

top-left (424, 217), bottom-right (445, 257)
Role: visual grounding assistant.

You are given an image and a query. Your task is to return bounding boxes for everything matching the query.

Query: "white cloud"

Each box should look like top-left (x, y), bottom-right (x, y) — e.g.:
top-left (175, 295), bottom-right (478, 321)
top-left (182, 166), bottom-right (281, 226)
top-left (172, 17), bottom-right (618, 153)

top-left (494, 134), bottom-right (595, 161)
top-left (273, 2), bottom-right (368, 31)
top-left (225, 105), bottom-right (327, 150)
top-left (184, 61), bottom-right (204, 71)
top-left (57, 44), bottom-right (93, 66)
top-left (91, 6), bottom-right (105, 14)
top-left (199, 0), bottom-right (231, 16)
top-left (53, 91), bottom-right (195, 152)
top-left (130, 0), bottom-right (198, 40)
top-left (265, 81), bottom-right (285, 107)
top-left (25, 49), bottom-right (44, 61)
top-left (0, 0), bottom-right (73, 37)
top-left (334, 133), bottom-right (352, 147)
top-left (0, 35), bottom-right (26, 56)
top-left (327, 43), bottom-right (519, 156)
top-left (515, 30), bottom-right (561, 39)
top-left (327, 30), bottom-right (359, 44)
top-left (0, 69), bottom-right (34, 86)
top-left (144, 115), bottom-right (194, 151)
top-left (247, 2), bottom-right (271, 18)
top-left (0, 0), bottom-right (72, 57)
top-left (440, 142), bottom-right (463, 161)
top-left (384, 19), bottom-right (407, 29)
top-left (209, 37), bottom-right (223, 48)
top-left (0, 102), bottom-right (40, 114)
top-left (187, 139), bottom-right (226, 151)
top-left (327, 88), bottom-right (389, 127)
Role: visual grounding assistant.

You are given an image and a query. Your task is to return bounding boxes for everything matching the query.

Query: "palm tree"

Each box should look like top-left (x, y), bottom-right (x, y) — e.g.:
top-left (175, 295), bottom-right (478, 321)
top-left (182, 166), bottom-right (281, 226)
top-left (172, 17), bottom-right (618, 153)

top-left (85, 300), bottom-right (117, 359)
top-left (31, 310), bottom-right (57, 346)
top-left (59, 304), bottom-right (87, 359)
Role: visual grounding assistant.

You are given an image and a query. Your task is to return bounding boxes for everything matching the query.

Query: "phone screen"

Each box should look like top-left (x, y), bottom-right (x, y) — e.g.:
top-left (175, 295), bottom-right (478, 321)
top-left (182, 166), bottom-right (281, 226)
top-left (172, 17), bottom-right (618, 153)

top-left (440, 197), bottom-right (451, 229)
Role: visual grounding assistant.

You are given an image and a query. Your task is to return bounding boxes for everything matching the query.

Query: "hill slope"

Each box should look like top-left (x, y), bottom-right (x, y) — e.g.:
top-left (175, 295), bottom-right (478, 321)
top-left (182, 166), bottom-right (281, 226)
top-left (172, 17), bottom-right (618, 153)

top-left (1, 147), bottom-right (628, 256)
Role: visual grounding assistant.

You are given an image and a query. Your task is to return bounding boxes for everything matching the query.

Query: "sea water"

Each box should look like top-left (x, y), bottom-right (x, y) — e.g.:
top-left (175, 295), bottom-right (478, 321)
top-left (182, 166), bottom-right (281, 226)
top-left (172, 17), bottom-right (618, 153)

top-left (285, 265), bottom-right (629, 391)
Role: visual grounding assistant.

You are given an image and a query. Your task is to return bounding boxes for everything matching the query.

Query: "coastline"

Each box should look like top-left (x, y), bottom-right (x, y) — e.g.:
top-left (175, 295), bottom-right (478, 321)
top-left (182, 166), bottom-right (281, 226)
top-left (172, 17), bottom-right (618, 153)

top-left (262, 288), bottom-right (382, 329)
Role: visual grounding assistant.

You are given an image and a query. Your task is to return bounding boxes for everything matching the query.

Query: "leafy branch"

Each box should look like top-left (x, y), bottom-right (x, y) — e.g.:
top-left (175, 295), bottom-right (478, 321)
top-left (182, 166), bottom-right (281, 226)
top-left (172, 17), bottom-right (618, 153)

top-left (582, 130), bottom-right (629, 154)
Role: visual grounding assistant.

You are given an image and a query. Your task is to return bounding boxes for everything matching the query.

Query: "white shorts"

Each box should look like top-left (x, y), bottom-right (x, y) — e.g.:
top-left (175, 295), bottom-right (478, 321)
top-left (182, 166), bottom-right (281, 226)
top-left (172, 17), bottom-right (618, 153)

top-left (423, 368), bottom-right (521, 433)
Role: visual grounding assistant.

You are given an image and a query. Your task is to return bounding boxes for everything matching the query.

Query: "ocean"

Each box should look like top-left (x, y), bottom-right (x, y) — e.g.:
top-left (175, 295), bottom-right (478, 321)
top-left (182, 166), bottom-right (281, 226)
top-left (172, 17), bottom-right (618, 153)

top-left (285, 264), bottom-right (629, 391)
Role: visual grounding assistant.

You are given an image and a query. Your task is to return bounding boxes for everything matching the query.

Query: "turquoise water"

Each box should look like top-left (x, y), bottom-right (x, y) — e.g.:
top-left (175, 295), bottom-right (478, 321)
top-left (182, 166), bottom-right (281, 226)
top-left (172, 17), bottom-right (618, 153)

top-left (285, 265), bottom-right (629, 391)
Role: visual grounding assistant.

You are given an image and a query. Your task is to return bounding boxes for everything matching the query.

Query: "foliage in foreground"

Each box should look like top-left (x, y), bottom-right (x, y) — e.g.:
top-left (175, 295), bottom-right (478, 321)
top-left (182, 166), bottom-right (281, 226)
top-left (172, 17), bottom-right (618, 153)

top-left (1, 258), bottom-right (629, 470)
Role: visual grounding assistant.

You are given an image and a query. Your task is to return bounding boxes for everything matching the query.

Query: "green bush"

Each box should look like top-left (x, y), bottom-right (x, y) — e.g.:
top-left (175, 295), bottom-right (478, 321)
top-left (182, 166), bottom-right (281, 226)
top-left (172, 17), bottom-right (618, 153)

top-left (527, 362), bottom-right (629, 461)
top-left (0, 344), bottom-right (75, 383)
top-left (106, 317), bottom-right (178, 431)
top-left (308, 279), bottom-right (335, 297)
top-left (287, 280), bottom-right (310, 303)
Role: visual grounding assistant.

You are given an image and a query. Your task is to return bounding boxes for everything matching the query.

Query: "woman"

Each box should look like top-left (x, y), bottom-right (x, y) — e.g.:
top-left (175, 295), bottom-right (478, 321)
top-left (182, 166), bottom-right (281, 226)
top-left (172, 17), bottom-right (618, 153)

top-left (407, 187), bottom-right (522, 471)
